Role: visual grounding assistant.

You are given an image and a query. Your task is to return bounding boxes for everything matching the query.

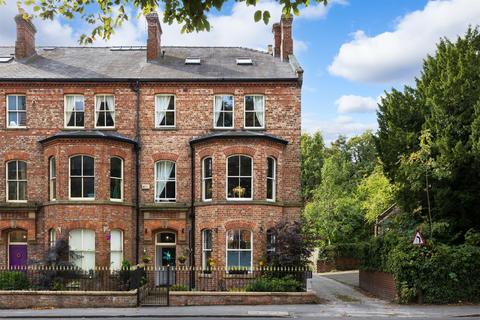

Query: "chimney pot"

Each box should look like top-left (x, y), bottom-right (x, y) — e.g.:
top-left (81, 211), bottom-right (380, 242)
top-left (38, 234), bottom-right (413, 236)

top-left (14, 14), bottom-right (36, 60)
top-left (145, 12), bottom-right (162, 61)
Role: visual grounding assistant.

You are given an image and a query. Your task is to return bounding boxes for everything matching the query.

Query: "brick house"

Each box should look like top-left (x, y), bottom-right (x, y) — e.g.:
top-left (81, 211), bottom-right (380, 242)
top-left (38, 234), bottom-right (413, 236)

top-left (0, 13), bottom-right (302, 271)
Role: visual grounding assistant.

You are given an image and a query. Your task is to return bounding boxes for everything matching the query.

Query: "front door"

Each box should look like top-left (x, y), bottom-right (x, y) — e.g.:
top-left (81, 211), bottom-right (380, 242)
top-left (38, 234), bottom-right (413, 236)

top-left (155, 232), bottom-right (176, 286)
top-left (8, 230), bottom-right (28, 269)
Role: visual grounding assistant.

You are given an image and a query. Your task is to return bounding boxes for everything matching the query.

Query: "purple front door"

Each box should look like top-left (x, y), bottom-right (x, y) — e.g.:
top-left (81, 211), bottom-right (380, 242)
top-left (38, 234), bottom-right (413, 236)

top-left (9, 245), bottom-right (28, 269)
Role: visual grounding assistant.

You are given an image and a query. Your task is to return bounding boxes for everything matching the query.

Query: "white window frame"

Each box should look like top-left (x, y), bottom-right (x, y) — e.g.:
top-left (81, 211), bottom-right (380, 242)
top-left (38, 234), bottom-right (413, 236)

top-left (6, 95), bottom-right (26, 128)
top-left (69, 155), bottom-right (95, 200)
top-left (226, 155), bottom-right (253, 201)
top-left (201, 229), bottom-right (213, 270)
top-left (154, 160), bottom-right (177, 202)
top-left (6, 160), bottom-right (27, 203)
top-left (69, 229), bottom-right (95, 270)
top-left (110, 229), bottom-right (123, 270)
top-left (94, 94), bottom-right (116, 129)
top-left (213, 95), bottom-right (234, 129)
top-left (64, 95), bottom-right (85, 129)
top-left (226, 229), bottom-right (253, 270)
top-left (266, 157), bottom-right (276, 202)
top-left (49, 228), bottom-right (57, 248)
top-left (244, 95), bottom-right (265, 129)
top-left (110, 157), bottom-right (123, 202)
top-left (202, 157), bottom-right (213, 201)
top-left (49, 157), bottom-right (56, 201)
top-left (155, 94), bottom-right (176, 128)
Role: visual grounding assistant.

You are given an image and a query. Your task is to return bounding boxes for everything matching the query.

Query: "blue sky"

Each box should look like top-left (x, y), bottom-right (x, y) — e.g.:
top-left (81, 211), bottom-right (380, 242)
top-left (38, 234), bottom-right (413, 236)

top-left (1, 0), bottom-right (479, 142)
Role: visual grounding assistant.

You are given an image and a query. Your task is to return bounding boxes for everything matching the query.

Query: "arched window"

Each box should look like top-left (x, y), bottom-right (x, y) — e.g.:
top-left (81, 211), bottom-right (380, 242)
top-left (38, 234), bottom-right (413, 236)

top-left (266, 157), bottom-right (276, 201)
top-left (202, 157), bottom-right (213, 201)
top-left (155, 161), bottom-right (176, 202)
top-left (69, 229), bottom-right (95, 270)
top-left (70, 155), bottom-right (94, 199)
top-left (226, 229), bottom-right (252, 269)
top-left (49, 157), bottom-right (56, 201)
top-left (202, 229), bottom-right (213, 270)
top-left (6, 160), bottom-right (27, 202)
top-left (110, 229), bottom-right (123, 270)
top-left (110, 157), bottom-right (123, 201)
top-left (227, 155), bottom-right (252, 200)
top-left (266, 229), bottom-right (276, 262)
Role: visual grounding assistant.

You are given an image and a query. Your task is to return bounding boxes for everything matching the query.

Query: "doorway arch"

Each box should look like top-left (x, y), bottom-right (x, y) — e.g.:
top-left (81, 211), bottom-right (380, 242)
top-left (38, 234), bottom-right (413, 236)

top-left (154, 231), bottom-right (176, 286)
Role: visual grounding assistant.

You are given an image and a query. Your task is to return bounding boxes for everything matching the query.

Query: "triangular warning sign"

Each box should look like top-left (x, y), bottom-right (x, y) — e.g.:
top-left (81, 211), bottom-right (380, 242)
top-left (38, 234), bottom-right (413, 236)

top-left (412, 230), bottom-right (425, 245)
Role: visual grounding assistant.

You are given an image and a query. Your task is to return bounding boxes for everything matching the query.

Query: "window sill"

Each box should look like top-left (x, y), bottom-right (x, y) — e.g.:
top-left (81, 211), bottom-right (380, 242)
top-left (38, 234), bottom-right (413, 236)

top-left (63, 127), bottom-right (85, 130)
top-left (94, 127), bottom-right (117, 131)
top-left (5, 200), bottom-right (28, 203)
top-left (243, 127), bottom-right (265, 131)
top-left (226, 198), bottom-right (253, 201)
top-left (152, 127), bottom-right (177, 131)
top-left (69, 198), bottom-right (95, 201)
top-left (212, 127), bottom-right (234, 131)
top-left (6, 126), bottom-right (28, 130)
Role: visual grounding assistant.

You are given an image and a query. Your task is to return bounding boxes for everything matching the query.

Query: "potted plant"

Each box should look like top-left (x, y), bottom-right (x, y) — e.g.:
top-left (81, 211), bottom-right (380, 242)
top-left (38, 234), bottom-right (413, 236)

top-left (142, 255), bottom-right (151, 264)
top-left (178, 255), bottom-right (187, 265)
top-left (203, 257), bottom-right (215, 274)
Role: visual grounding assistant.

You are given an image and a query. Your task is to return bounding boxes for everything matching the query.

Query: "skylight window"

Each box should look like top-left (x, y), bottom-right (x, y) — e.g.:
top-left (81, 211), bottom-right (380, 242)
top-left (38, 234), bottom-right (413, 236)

top-left (0, 57), bottom-right (13, 63)
top-left (185, 57), bottom-right (201, 65)
top-left (236, 58), bottom-right (253, 65)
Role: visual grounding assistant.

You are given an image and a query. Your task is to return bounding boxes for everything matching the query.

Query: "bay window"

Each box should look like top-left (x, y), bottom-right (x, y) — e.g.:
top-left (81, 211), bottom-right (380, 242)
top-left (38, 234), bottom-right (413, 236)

top-left (69, 229), bottom-right (95, 270)
top-left (202, 229), bottom-right (213, 270)
top-left (226, 229), bottom-right (252, 269)
top-left (110, 157), bottom-right (123, 201)
top-left (266, 157), bottom-right (276, 201)
top-left (70, 155), bottom-right (95, 199)
top-left (244, 95), bottom-right (264, 128)
top-left (227, 155), bottom-right (252, 200)
top-left (6, 160), bottom-right (27, 202)
top-left (202, 157), bottom-right (213, 201)
top-left (155, 160), bottom-right (176, 202)
top-left (110, 229), bottom-right (123, 270)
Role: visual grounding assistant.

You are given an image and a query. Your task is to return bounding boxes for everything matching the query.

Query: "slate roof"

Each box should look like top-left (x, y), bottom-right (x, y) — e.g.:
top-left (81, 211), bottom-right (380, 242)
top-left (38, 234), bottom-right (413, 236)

top-left (39, 130), bottom-right (137, 146)
top-left (190, 130), bottom-right (289, 145)
top-left (0, 46), bottom-right (301, 81)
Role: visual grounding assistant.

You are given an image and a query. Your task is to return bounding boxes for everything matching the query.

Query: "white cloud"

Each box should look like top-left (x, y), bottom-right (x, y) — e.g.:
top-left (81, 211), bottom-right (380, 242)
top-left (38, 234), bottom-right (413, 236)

top-left (298, 0), bottom-right (347, 20)
top-left (335, 94), bottom-right (377, 113)
top-left (0, 0), bottom-right (76, 46)
top-left (302, 113), bottom-right (377, 143)
top-left (328, 0), bottom-right (480, 83)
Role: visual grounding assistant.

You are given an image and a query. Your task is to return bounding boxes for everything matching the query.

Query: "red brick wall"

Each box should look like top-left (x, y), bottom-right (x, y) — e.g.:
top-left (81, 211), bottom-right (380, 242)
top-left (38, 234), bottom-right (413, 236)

top-left (0, 80), bottom-right (301, 268)
top-left (359, 270), bottom-right (398, 302)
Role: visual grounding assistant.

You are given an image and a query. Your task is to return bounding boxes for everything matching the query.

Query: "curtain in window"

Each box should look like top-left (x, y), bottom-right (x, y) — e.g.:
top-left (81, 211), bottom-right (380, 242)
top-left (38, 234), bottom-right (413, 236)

top-left (110, 230), bottom-right (123, 270)
top-left (253, 96), bottom-right (264, 127)
top-left (65, 96), bottom-right (76, 126)
top-left (156, 161), bottom-right (175, 199)
top-left (105, 95), bottom-right (115, 126)
top-left (214, 96), bottom-right (223, 126)
top-left (69, 229), bottom-right (95, 270)
top-left (156, 96), bottom-right (171, 126)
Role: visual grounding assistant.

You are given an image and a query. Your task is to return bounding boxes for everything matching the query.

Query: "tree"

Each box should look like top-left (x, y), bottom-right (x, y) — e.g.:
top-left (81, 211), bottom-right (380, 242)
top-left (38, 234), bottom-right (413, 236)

top-left (356, 164), bottom-right (396, 224)
top-left (376, 27), bottom-right (480, 237)
top-left (301, 132), bottom-right (325, 201)
top-left (7, 0), bottom-right (328, 44)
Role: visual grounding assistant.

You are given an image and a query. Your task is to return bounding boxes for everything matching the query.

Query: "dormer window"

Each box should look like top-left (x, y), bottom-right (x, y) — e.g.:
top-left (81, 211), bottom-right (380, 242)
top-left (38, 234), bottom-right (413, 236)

top-left (185, 57), bottom-right (201, 65)
top-left (236, 58), bottom-right (253, 65)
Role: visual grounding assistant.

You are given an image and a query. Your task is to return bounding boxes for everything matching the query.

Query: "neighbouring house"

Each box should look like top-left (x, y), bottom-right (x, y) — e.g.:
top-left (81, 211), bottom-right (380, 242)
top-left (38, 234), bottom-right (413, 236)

top-left (0, 13), bottom-right (303, 273)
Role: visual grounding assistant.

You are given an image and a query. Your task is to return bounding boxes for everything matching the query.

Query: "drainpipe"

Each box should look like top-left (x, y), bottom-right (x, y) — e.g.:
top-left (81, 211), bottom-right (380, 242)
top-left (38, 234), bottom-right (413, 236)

top-left (131, 80), bottom-right (141, 264)
top-left (190, 143), bottom-right (196, 288)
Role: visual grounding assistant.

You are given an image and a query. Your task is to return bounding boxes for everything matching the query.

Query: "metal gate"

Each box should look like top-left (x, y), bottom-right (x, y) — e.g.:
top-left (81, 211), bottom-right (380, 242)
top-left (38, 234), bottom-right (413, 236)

top-left (137, 268), bottom-right (172, 306)
top-left (139, 285), bottom-right (169, 306)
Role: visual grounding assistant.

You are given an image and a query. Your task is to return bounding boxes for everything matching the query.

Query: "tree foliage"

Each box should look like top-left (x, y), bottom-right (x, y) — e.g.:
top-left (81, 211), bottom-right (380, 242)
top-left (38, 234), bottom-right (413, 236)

top-left (9, 0), bottom-right (328, 44)
top-left (376, 27), bottom-right (480, 238)
top-left (301, 132), bottom-right (325, 201)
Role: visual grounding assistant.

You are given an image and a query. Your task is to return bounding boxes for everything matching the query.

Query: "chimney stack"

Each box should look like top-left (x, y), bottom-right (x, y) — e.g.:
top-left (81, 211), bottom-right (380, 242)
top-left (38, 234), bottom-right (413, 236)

top-left (15, 14), bottom-right (36, 60)
top-left (272, 15), bottom-right (293, 61)
top-left (145, 12), bottom-right (162, 61)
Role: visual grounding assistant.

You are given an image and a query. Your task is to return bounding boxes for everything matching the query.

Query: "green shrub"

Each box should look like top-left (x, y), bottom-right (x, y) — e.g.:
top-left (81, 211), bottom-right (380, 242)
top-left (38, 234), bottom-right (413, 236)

top-left (361, 236), bottom-right (480, 304)
top-left (245, 276), bottom-right (302, 292)
top-left (169, 284), bottom-right (189, 291)
top-left (319, 242), bottom-right (368, 262)
top-left (0, 271), bottom-right (30, 290)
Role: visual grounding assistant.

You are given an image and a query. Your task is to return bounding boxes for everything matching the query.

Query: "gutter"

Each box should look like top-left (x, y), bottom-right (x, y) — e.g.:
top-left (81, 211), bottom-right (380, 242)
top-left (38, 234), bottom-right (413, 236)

top-left (130, 80), bottom-right (141, 264)
top-left (0, 77), bottom-right (299, 83)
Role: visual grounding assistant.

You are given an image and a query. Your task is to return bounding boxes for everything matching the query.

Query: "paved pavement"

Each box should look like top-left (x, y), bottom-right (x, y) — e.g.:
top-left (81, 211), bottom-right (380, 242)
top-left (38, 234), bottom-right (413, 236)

top-left (0, 272), bottom-right (479, 319)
